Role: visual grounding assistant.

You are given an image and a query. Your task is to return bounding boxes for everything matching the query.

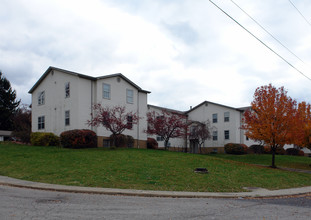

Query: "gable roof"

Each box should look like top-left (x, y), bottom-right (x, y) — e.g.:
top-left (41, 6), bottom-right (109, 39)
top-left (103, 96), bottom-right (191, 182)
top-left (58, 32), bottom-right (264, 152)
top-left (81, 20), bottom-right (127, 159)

top-left (28, 66), bottom-right (151, 94)
top-left (97, 73), bottom-right (150, 93)
top-left (186, 101), bottom-right (245, 114)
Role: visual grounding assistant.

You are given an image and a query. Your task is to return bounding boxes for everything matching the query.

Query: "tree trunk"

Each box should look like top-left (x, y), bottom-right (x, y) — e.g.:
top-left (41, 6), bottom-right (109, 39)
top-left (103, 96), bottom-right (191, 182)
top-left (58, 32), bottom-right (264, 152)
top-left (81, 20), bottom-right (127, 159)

top-left (164, 139), bottom-right (169, 150)
top-left (271, 146), bottom-right (277, 168)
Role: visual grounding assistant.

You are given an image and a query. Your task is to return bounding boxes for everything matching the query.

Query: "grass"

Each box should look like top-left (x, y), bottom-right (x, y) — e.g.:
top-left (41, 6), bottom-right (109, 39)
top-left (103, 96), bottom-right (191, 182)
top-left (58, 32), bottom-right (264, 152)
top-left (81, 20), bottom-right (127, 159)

top-left (207, 153), bottom-right (311, 170)
top-left (0, 142), bottom-right (310, 192)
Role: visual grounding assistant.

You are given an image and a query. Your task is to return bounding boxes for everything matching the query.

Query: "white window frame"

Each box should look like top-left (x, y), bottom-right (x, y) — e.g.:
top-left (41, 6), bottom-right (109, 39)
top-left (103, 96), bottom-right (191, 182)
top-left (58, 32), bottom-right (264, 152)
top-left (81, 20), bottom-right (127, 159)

top-left (38, 91), bottom-right (45, 105)
top-left (65, 82), bottom-right (70, 98)
top-left (212, 113), bottom-right (218, 123)
top-left (127, 115), bottom-right (133, 129)
top-left (224, 130), bottom-right (230, 140)
top-left (65, 110), bottom-right (70, 126)
top-left (212, 130), bottom-right (218, 141)
top-left (126, 89), bottom-right (134, 104)
top-left (38, 116), bottom-right (45, 130)
top-left (157, 136), bottom-right (164, 141)
top-left (224, 112), bottom-right (230, 122)
top-left (103, 83), bottom-right (111, 99)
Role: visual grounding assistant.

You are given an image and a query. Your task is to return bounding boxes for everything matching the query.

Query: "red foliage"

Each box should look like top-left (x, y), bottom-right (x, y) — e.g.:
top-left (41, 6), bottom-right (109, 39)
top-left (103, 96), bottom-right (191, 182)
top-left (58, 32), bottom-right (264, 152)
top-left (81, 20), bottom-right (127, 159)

top-left (146, 110), bottom-right (188, 149)
top-left (60, 129), bottom-right (97, 148)
top-left (87, 104), bottom-right (139, 144)
top-left (147, 137), bottom-right (158, 149)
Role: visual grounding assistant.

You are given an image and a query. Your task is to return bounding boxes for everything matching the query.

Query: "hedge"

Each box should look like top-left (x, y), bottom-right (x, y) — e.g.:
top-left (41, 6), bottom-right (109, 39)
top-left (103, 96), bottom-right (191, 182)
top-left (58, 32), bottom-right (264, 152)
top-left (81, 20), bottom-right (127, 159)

top-left (147, 138), bottom-right (158, 149)
top-left (60, 129), bottom-right (97, 148)
top-left (110, 134), bottom-right (134, 148)
top-left (30, 132), bottom-right (60, 146)
top-left (224, 143), bottom-right (247, 155)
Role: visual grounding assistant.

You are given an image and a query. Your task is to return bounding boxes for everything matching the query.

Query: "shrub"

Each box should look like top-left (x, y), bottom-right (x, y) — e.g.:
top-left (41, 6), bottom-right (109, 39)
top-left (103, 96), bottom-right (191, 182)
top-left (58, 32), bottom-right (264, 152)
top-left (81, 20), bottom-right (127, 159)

top-left (12, 130), bottom-right (31, 143)
top-left (286, 148), bottom-right (300, 156)
top-left (110, 134), bottom-right (127, 148)
top-left (276, 146), bottom-right (286, 155)
top-left (298, 150), bottom-right (305, 156)
top-left (286, 148), bottom-right (305, 156)
top-left (31, 132), bottom-right (60, 146)
top-left (60, 129), bottom-right (97, 148)
top-left (249, 145), bottom-right (264, 154)
top-left (264, 146), bottom-right (271, 154)
top-left (224, 143), bottom-right (247, 155)
top-left (147, 138), bottom-right (158, 149)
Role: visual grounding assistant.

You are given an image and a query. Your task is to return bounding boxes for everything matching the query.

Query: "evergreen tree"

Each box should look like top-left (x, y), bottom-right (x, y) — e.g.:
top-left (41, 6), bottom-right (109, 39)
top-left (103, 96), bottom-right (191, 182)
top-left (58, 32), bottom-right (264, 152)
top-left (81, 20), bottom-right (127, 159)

top-left (0, 71), bottom-right (20, 130)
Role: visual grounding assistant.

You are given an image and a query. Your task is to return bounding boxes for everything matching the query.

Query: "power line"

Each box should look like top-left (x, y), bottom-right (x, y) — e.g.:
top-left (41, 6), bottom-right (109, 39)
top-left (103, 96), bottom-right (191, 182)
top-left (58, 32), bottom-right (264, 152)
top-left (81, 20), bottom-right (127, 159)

top-left (288, 0), bottom-right (311, 27)
top-left (230, 0), bottom-right (306, 64)
top-left (208, 0), bottom-right (311, 81)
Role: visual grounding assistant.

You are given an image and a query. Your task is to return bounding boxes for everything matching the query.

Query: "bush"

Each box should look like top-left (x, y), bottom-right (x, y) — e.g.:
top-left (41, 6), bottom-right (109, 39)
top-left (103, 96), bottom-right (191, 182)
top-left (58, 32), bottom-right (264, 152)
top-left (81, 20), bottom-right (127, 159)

top-left (12, 130), bottom-right (31, 143)
top-left (249, 145), bottom-right (264, 154)
top-left (286, 148), bottom-right (305, 156)
top-left (147, 138), bottom-right (158, 149)
top-left (264, 146), bottom-right (271, 154)
top-left (286, 148), bottom-right (300, 156)
top-left (60, 129), bottom-right (97, 148)
top-left (224, 143), bottom-right (247, 155)
top-left (31, 132), bottom-right (60, 146)
top-left (109, 134), bottom-right (135, 148)
top-left (298, 150), bottom-right (305, 156)
top-left (276, 146), bottom-right (286, 155)
top-left (110, 134), bottom-right (126, 148)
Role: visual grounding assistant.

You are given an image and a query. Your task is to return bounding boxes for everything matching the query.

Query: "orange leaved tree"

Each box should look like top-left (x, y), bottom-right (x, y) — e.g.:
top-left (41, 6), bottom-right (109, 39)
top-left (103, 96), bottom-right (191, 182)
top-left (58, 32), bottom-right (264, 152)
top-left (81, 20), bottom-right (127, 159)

top-left (242, 84), bottom-right (297, 168)
top-left (292, 101), bottom-right (311, 150)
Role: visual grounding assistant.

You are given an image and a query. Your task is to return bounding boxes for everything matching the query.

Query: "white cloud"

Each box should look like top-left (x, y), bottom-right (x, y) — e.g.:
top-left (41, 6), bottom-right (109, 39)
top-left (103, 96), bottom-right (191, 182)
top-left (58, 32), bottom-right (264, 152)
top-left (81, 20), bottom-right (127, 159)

top-left (1, 0), bottom-right (311, 110)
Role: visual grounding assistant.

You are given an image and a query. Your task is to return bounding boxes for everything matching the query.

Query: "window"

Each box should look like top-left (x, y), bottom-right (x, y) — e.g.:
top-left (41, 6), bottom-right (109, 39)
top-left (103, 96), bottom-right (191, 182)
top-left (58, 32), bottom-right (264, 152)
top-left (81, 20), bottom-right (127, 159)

top-left (224, 130), bottom-right (230, 140)
top-left (38, 116), bottom-right (45, 130)
top-left (65, 110), bottom-right (70, 126)
top-left (103, 83), bottom-right (111, 99)
top-left (212, 131), bottom-right (218, 141)
top-left (103, 140), bottom-right (110, 148)
top-left (127, 115), bottom-right (133, 129)
top-left (157, 136), bottom-right (164, 141)
top-left (38, 91), bottom-right (45, 105)
top-left (126, 89), bottom-right (134, 104)
top-left (246, 136), bottom-right (249, 141)
top-left (190, 126), bottom-right (197, 137)
top-left (224, 112), bottom-right (230, 122)
top-left (212, 113), bottom-right (218, 123)
top-left (65, 82), bottom-right (70, 98)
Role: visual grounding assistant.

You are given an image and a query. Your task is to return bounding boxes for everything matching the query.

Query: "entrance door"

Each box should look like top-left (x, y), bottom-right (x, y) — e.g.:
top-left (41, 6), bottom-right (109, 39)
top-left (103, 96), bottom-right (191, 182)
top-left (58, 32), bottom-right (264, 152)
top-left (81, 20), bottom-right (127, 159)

top-left (190, 140), bottom-right (199, 154)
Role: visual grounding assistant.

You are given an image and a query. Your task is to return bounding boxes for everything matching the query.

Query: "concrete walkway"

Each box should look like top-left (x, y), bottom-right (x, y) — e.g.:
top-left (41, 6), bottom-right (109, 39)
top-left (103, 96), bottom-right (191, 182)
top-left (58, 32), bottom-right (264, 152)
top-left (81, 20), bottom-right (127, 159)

top-left (0, 175), bottom-right (310, 198)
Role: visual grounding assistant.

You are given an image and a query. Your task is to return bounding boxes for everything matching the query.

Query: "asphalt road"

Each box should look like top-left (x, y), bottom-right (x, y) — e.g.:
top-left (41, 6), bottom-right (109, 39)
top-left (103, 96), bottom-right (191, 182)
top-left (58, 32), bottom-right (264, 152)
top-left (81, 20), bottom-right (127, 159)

top-left (1, 185), bottom-right (310, 220)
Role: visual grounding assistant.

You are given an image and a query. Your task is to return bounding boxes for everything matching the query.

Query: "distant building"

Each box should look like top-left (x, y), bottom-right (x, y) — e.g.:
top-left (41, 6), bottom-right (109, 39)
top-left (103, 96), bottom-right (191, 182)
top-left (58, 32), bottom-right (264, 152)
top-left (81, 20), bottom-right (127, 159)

top-left (29, 66), bottom-right (255, 150)
top-left (0, 130), bottom-right (12, 141)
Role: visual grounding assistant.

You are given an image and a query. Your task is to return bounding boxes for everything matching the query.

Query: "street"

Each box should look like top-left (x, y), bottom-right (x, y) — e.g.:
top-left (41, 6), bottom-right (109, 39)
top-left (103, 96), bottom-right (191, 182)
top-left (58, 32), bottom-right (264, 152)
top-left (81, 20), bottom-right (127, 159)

top-left (0, 185), bottom-right (310, 220)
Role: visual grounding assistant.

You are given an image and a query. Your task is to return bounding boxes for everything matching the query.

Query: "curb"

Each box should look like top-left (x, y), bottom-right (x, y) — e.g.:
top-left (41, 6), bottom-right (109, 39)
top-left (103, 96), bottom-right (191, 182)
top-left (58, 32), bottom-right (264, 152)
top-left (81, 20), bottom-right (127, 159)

top-left (1, 176), bottom-right (311, 199)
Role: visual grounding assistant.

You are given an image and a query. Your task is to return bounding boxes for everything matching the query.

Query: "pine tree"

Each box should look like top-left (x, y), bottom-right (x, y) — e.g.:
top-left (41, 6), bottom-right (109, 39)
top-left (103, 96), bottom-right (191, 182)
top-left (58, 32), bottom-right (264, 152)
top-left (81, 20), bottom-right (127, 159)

top-left (0, 71), bottom-right (20, 130)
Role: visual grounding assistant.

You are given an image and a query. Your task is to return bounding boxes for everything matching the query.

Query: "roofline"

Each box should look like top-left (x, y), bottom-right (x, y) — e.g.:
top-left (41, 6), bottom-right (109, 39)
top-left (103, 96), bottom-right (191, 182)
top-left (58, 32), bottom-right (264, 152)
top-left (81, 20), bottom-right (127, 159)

top-left (186, 101), bottom-right (248, 114)
top-left (28, 66), bottom-right (150, 94)
top-left (147, 104), bottom-right (186, 115)
top-left (97, 73), bottom-right (150, 93)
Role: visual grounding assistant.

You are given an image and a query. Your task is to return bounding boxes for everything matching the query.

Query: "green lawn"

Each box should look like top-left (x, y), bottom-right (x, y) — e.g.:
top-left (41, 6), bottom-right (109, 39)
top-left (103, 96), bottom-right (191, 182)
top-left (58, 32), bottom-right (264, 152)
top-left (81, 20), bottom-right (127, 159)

top-left (0, 142), bottom-right (310, 192)
top-left (207, 153), bottom-right (311, 170)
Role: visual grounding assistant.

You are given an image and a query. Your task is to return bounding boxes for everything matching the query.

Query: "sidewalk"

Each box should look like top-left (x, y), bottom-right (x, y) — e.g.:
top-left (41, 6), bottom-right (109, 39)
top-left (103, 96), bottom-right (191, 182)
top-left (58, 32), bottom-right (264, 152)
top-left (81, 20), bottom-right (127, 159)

top-left (0, 175), bottom-right (310, 198)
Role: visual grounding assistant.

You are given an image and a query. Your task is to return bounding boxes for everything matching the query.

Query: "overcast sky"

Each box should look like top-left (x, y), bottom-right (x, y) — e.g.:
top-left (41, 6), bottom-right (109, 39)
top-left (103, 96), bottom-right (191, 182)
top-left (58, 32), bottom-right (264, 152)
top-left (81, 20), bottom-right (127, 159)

top-left (1, 0), bottom-right (311, 111)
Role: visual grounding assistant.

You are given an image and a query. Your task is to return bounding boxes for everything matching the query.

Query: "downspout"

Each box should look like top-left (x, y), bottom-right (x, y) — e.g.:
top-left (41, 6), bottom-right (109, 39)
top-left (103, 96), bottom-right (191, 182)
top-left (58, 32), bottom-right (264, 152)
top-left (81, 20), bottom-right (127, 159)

top-left (91, 81), bottom-right (93, 131)
top-left (137, 91), bottom-right (140, 148)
